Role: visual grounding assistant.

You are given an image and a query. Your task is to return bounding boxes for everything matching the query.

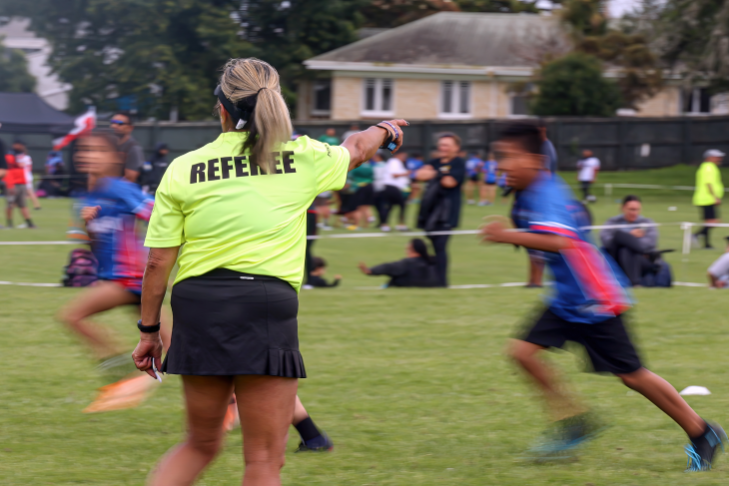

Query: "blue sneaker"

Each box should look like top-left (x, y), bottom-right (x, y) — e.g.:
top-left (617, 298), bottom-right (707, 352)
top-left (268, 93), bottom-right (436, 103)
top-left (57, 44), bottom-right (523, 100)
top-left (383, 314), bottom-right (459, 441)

top-left (295, 431), bottom-right (333, 452)
top-left (685, 422), bottom-right (727, 471)
top-left (524, 413), bottom-right (606, 461)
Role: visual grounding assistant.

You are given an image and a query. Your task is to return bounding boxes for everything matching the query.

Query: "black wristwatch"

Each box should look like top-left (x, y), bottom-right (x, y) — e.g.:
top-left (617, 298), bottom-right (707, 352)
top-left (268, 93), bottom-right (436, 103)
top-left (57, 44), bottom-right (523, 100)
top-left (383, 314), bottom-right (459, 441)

top-left (375, 122), bottom-right (398, 151)
top-left (137, 320), bottom-right (161, 333)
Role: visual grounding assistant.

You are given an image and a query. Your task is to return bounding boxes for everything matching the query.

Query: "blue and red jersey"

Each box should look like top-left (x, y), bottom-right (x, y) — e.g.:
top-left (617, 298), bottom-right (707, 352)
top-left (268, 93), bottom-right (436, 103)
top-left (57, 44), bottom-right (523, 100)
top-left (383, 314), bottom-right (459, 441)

top-left (84, 177), bottom-right (154, 293)
top-left (512, 172), bottom-right (631, 323)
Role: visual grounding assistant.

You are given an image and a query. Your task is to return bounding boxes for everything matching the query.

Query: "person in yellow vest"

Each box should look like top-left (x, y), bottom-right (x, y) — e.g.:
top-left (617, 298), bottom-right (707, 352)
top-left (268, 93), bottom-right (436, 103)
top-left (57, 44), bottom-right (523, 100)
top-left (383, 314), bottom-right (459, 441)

top-left (130, 57), bottom-right (407, 486)
top-left (693, 149), bottom-right (725, 249)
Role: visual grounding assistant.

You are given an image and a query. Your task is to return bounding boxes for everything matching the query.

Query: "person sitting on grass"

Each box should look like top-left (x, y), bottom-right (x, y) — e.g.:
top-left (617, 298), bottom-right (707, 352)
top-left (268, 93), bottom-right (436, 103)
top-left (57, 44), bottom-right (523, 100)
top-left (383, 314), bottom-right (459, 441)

top-left (599, 195), bottom-right (660, 287)
top-left (358, 238), bottom-right (439, 288)
top-left (707, 237), bottom-right (729, 288)
top-left (308, 257), bottom-right (341, 288)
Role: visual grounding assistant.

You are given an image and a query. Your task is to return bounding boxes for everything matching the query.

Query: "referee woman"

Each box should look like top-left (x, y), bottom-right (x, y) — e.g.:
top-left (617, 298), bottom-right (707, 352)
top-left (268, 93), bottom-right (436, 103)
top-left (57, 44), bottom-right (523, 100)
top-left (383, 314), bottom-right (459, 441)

top-left (131, 58), bottom-right (407, 486)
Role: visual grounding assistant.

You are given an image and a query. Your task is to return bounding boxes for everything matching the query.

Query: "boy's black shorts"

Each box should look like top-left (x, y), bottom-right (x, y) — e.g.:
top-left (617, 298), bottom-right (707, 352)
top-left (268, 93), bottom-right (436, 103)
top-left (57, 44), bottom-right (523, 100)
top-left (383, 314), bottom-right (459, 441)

top-left (520, 308), bottom-right (642, 375)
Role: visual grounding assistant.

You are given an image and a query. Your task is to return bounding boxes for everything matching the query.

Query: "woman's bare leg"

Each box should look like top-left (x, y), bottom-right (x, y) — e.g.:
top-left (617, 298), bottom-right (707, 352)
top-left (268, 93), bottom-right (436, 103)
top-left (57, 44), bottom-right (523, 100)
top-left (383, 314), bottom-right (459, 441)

top-left (148, 375), bottom-right (233, 486)
top-left (235, 375), bottom-right (298, 486)
top-left (27, 184), bottom-right (41, 209)
top-left (57, 281), bottom-right (140, 359)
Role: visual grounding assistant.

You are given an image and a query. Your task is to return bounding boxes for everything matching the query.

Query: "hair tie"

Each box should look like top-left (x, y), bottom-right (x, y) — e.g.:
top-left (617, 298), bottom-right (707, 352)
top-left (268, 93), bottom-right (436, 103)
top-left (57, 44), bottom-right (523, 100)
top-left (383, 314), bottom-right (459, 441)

top-left (257, 87), bottom-right (267, 94)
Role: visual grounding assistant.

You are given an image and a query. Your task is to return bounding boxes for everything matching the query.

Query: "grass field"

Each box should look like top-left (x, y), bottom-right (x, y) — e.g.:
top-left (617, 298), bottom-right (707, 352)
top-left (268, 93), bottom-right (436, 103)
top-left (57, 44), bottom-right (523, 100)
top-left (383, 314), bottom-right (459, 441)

top-left (2, 165), bottom-right (729, 485)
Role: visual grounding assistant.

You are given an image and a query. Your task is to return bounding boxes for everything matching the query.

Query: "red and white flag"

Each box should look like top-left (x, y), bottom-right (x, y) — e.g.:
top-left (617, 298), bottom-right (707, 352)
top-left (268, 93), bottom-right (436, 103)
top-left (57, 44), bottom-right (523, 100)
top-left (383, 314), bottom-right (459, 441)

top-left (53, 107), bottom-right (96, 150)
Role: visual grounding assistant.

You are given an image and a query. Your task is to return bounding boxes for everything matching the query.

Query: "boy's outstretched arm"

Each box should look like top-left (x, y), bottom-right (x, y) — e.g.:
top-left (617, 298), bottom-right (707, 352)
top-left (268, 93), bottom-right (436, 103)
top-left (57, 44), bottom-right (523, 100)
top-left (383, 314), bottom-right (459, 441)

top-left (481, 219), bottom-right (569, 253)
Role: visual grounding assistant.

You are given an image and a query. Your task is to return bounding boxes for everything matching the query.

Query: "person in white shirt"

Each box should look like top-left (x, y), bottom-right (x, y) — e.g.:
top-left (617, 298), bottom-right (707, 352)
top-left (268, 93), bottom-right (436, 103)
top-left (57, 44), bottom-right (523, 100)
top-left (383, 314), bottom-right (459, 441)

top-left (576, 149), bottom-right (600, 202)
top-left (375, 151), bottom-right (410, 231)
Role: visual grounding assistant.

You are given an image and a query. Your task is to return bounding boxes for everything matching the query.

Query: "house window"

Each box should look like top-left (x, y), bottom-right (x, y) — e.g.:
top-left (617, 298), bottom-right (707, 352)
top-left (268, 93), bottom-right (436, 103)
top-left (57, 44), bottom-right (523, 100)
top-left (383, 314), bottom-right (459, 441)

top-left (510, 95), bottom-right (529, 116)
top-left (312, 80), bottom-right (331, 115)
top-left (439, 81), bottom-right (471, 118)
top-left (362, 78), bottom-right (394, 116)
top-left (684, 88), bottom-right (711, 114)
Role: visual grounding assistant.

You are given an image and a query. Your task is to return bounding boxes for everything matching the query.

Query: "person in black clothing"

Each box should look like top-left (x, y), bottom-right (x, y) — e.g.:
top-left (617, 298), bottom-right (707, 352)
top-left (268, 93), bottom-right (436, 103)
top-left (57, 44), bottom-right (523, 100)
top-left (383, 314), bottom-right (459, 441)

top-left (140, 142), bottom-right (170, 194)
top-left (308, 257), bottom-right (341, 288)
top-left (415, 133), bottom-right (466, 287)
top-left (358, 238), bottom-right (439, 288)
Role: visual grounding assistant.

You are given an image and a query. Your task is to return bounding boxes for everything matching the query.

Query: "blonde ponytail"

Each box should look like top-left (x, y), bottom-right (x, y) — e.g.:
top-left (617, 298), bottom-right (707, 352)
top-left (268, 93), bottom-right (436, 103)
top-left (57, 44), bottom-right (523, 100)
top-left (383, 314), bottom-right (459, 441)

top-left (219, 58), bottom-right (292, 173)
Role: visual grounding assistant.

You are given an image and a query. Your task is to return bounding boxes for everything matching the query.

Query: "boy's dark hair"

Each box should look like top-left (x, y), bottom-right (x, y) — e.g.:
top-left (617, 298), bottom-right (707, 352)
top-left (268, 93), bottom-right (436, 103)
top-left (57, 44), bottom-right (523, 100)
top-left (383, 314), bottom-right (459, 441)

top-left (312, 256), bottom-right (326, 270)
top-left (437, 132), bottom-right (462, 147)
top-left (498, 121), bottom-right (542, 155)
top-left (113, 110), bottom-right (134, 125)
top-left (622, 194), bottom-right (641, 205)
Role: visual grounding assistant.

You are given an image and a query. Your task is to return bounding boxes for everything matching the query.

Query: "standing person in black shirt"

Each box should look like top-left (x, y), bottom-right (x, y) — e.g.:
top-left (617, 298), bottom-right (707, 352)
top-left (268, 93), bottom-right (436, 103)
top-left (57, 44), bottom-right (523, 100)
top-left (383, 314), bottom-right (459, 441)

top-left (140, 142), bottom-right (170, 195)
top-left (415, 133), bottom-right (466, 287)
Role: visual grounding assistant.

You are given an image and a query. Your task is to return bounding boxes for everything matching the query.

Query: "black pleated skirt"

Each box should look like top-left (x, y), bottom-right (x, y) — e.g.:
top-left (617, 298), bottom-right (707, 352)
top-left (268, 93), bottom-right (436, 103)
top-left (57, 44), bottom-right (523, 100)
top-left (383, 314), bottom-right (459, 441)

top-left (162, 269), bottom-right (306, 378)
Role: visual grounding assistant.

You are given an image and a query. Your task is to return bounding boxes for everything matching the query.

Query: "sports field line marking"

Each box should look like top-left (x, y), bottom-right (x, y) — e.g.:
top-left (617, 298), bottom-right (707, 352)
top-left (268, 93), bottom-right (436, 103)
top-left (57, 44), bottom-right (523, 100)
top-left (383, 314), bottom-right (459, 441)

top-left (0, 280), bottom-right (709, 289)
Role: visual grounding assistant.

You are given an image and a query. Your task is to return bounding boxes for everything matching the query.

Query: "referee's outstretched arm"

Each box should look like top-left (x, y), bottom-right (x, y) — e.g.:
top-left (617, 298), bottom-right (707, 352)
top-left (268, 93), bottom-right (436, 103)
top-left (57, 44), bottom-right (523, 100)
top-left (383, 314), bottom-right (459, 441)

top-left (342, 119), bottom-right (409, 170)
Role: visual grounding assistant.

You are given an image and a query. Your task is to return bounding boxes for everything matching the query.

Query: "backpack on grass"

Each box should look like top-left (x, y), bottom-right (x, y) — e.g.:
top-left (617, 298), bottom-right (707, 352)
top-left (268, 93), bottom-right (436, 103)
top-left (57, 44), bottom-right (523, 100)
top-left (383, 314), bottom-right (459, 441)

top-left (62, 249), bottom-right (99, 288)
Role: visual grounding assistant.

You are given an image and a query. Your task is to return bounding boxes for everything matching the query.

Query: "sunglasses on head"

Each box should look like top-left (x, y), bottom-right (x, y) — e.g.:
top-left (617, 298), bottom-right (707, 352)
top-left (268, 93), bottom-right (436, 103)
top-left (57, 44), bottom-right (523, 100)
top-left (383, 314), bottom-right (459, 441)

top-left (110, 119), bottom-right (128, 126)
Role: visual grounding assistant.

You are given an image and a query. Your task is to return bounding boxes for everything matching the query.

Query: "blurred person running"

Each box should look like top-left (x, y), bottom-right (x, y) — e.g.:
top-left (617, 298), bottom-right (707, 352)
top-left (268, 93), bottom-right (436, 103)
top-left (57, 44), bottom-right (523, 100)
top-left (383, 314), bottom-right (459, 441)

top-left (57, 130), bottom-right (172, 413)
top-left (482, 121), bottom-right (726, 469)
top-left (130, 57), bottom-right (407, 485)
top-left (693, 149), bottom-right (725, 249)
top-left (12, 139), bottom-right (41, 209)
top-left (707, 237), bottom-right (729, 288)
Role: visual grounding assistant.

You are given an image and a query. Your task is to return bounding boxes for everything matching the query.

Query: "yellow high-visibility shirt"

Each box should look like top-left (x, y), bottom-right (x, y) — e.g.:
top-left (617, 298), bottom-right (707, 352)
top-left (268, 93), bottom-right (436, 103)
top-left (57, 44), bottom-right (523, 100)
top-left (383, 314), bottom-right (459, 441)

top-left (145, 132), bottom-right (349, 291)
top-left (693, 161), bottom-right (724, 206)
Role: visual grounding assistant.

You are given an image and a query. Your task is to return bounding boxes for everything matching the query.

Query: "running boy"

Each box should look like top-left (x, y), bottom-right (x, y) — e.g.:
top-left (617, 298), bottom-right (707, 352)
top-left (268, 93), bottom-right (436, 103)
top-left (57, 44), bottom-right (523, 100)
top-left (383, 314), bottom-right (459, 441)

top-left (481, 121), bottom-right (725, 470)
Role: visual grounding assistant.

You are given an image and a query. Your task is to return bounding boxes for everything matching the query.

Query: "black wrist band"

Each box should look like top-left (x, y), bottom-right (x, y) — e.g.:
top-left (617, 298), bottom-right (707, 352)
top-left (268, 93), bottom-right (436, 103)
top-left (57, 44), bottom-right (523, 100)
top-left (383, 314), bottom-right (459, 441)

top-left (137, 320), bottom-right (161, 333)
top-left (375, 124), bottom-right (397, 151)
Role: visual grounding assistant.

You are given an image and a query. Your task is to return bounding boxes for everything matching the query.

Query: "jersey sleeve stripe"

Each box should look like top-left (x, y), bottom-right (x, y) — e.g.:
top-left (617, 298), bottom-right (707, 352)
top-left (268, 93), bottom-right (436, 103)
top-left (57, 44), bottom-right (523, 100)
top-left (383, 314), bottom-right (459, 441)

top-left (530, 224), bottom-right (578, 238)
top-left (562, 240), bottom-right (631, 315)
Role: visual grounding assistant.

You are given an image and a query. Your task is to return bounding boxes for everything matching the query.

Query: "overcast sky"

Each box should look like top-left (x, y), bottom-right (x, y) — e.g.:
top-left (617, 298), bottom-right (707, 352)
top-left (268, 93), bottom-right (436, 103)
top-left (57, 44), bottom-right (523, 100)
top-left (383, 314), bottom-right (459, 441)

top-left (608, 0), bottom-right (641, 17)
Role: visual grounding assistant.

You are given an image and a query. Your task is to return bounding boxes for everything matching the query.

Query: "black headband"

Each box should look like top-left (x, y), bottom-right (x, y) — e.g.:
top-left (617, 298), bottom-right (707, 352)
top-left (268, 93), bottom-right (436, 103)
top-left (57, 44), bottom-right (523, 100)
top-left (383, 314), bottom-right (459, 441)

top-left (214, 85), bottom-right (257, 129)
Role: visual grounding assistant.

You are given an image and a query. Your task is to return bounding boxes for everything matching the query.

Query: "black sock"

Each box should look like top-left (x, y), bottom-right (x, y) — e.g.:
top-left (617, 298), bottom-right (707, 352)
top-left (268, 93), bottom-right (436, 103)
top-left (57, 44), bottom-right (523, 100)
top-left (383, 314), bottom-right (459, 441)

top-left (705, 227), bottom-right (712, 247)
top-left (294, 416), bottom-right (321, 442)
top-left (26, 218), bottom-right (33, 226)
top-left (689, 421), bottom-right (710, 443)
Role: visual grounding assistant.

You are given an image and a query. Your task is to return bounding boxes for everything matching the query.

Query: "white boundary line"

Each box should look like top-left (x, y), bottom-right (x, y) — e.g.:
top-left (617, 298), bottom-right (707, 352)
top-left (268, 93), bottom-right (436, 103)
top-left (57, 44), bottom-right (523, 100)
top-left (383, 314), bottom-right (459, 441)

top-left (0, 280), bottom-right (710, 289)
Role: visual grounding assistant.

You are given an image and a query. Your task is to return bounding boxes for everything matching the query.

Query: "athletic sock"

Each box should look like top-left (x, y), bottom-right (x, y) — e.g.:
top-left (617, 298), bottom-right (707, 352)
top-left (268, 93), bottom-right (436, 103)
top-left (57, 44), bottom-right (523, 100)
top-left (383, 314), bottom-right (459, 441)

top-left (6, 219), bottom-right (12, 228)
top-left (26, 218), bottom-right (34, 228)
top-left (294, 416), bottom-right (321, 443)
top-left (705, 228), bottom-right (712, 247)
top-left (689, 422), bottom-right (711, 446)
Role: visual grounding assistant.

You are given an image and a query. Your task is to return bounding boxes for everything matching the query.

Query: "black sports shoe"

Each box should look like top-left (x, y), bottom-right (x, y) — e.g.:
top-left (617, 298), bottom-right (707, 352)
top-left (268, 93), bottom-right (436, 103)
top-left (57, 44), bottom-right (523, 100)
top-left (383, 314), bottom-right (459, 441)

top-left (524, 412), bottom-right (607, 461)
top-left (685, 421), bottom-right (727, 471)
top-left (295, 431), bottom-right (333, 452)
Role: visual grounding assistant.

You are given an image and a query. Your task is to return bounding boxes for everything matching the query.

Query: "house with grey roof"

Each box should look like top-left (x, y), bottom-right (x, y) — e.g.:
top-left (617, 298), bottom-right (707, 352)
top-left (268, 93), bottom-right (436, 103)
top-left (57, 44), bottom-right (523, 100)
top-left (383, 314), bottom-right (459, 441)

top-left (298, 12), bottom-right (687, 122)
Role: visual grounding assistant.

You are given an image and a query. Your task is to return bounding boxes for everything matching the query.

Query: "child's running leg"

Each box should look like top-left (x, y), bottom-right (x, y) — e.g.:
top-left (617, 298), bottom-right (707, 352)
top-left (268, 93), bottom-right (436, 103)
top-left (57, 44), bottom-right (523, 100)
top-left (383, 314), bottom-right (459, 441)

top-left (510, 339), bottom-right (588, 421)
top-left (618, 368), bottom-right (704, 437)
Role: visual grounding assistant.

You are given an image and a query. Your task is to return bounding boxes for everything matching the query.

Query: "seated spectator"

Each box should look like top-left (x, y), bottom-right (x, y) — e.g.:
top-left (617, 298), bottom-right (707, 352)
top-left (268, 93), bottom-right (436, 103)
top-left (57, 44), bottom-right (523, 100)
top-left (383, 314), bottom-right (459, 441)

top-left (358, 238), bottom-right (439, 288)
top-left (308, 257), bottom-right (341, 288)
top-left (599, 195), bottom-right (658, 286)
top-left (707, 237), bottom-right (729, 288)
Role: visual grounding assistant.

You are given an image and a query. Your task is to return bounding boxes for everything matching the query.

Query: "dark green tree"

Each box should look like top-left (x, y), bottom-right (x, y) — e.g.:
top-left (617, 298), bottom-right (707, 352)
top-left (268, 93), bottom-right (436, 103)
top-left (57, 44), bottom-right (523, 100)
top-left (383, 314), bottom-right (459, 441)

top-left (559, 0), bottom-right (663, 109)
top-left (241, 0), bottom-right (365, 102)
top-left (531, 51), bottom-right (622, 116)
top-left (652, 0), bottom-right (729, 92)
top-left (0, 0), bottom-right (255, 120)
top-left (0, 37), bottom-right (36, 92)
